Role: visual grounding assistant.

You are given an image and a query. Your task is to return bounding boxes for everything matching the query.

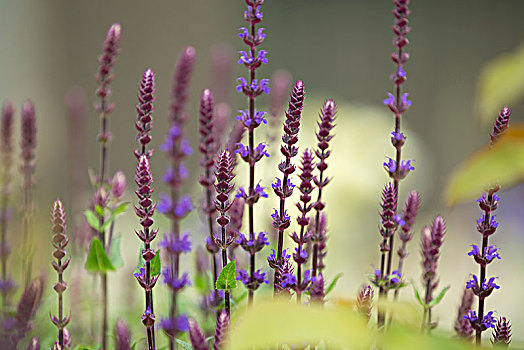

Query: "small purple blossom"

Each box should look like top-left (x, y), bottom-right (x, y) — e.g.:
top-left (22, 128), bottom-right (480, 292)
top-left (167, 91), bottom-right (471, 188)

top-left (159, 233), bottom-right (191, 254)
top-left (163, 271), bottom-right (191, 292)
top-left (255, 184), bottom-right (268, 198)
top-left (383, 157), bottom-right (414, 180)
top-left (159, 315), bottom-right (189, 334)
top-left (236, 109), bottom-right (267, 128)
top-left (482, 311), bottom-right (497, 329)
top-left (238, 50), bottom-right (268, 65)
top-left (280, 273), bottom-right (297, 288)
top-left (174, 195), bottom-right (193, 218)
top-left (271, 209), bottom-right (290, 221)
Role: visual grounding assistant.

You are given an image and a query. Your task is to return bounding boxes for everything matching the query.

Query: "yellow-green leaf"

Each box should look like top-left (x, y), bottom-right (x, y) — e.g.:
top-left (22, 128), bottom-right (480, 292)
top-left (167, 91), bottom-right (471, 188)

top-left (475, 41), bottom-right (524, 126)
top-left (85, 237), bottom-right (115, 273)
top-left (445, 126), bottom-right (524, 205)
top-left (216, 260), bottom-right (237, 290)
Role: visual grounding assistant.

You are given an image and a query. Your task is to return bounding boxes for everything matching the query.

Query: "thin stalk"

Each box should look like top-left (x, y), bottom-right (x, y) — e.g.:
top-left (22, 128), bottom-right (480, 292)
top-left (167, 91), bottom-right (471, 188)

top-left (221, 225), bottom-right (230, 317)
top-left (312, 165), bottom-right (324, 277)
top-left (274, 171), bottom-right (289, 294)
top-left (476, 195), bottom-right (492, 346)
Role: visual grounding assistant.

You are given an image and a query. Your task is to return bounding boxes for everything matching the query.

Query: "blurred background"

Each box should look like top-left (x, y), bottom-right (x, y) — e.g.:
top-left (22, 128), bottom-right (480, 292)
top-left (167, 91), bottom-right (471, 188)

top-left (1, 0), bottom-right (524, 347)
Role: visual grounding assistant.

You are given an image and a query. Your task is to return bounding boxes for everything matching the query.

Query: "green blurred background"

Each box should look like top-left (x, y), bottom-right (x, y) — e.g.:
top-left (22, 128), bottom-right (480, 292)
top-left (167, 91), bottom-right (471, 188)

top-left (1, 0), bottom-right (524, 346)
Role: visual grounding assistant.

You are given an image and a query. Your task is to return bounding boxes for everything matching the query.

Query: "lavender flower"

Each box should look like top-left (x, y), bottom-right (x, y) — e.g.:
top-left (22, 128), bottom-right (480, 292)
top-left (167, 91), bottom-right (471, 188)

top-left (467, 187), bottom-right (502, 345)
top-left (134, 155), bottom-right (159, 350)
top-left (169, 46), bottom-right (196, 124)
top-left (394, 190), bottom-right (420, 299)
top-left (50, 199), bottom-right (71, 348)
top-left (214, 149), bottom-right (236, 317)
top-left (214, 310), bottom-right (229, 350)
top-left (94, 24), bottom-right (121, 350)
top-left (420, 216), bottom-right (446, 330)
top-left (271, 81), bottom-right (305, 293)
top-left (134, 68), bottom-right (155, 159)
top-left (159, 48), bottom-right (196, 349)
top-left (8, 275), bottom-right (44, 348)
top-left (375, 182), bottom-right (397, 325)
top-left (492, 317), bottom-right (511, 347)
top-left (454, 287), bottom-right (474, 339)
top-left (310, 274), bottom-right (325, 304)
top-left (236, 0), bottom-right (270, 306)
top-left (312, 99), bottom-right (336, 277)
top-left (115, 319), bottom-right (131, 350)
top-left (490, 106), bottom-right (510, 146)
top-left (292, 151), bottom-right (315, 303)
top-left (20, 101), bottom-right (37, 287)
top-left (356, 285), bottom-right (374, 321)
top-left (188, 318), bottom-right (209, 350)
top-left (0, 101), bottom-right (14, 306)
top-left (198, 89), bottom-right (221, 296)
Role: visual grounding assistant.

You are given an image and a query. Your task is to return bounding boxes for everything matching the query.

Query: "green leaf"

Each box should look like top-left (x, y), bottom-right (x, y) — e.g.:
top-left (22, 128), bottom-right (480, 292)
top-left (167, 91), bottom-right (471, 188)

top-left (112, 202), bottom-right (129, 216)
top-left (175, 338), bottom-right (194, 350)
top-left (232, 290), bottom-right (248, 305)
top-left (216, 260), bottom-right (237, 290)
top-left (94, 205), bottom-right (105, 217)
top-left (108, 234), bottom-right (124, 269)
top-left (194, 273), bottom-right (210, 294)
top-left (428, 286), bottom-right (450, 308)
top-left (445, 127), bottom-right (524, 205)
top-left (325, 273), bottom-right (343, 296)
top-left (410, 280), bottom-right (427, 310)
top-left (84, 210), bottom-right (100, 232)
top-left (475, 41), bottom-right (524, 126)
top-left (101, 216), bottom-right (116, 232)
top-left (85, 237), bottom-right (115, 273)
top-left (151, 250), bottom-right (161, 276)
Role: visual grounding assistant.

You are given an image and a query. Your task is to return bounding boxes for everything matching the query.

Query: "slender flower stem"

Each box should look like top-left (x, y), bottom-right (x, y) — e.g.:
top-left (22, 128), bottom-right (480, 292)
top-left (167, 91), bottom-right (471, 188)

top-left (20, 101), bottom-right (36, 288)
top-left (0, 101), bottom-right (14, 309)
top-left (311, 100), bottom-right (336, 277)
top-left (94, 23), bottom-right (121, 350)
top-left (271, 81), bottom-right (304, 294)
top-left (50, 199), bottom-right (71, 349)
top-left (236, 0), bottom-right (270, 306)
top-left (214, 150), bottom-right (236, 317)
top-left (159, 46), bottom-right (195, 349)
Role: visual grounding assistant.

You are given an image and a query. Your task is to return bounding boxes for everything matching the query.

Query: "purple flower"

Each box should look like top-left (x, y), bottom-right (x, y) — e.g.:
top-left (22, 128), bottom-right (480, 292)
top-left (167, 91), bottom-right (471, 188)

top-left (134, 267), bottom-right (145, 279)
top-left (236, 269), bottom-right (267, 286)
top-left (255, 184), bottom-right (268, 198)
top-left (159, 233), bottom-right (191, 254)
top-left (389, 270), bottom-right (402, 284)
top-left (271, 209), bottom-right (290, 221)
top-left (159, 315), bottom-right (189, 335)
top-left (464, 310), bottom-right (478, 323)
top-left (401, 93), bottom-right (412, 107)
top-left (245, 5), bottom-right (263, 20)
top-left (397, 66), bottom-right (406, 78)
top-left (272, 177), bottom-right (295, 190)
top-left (174, 195), bottom-right (193, 218)
top-left (382, 93), bottom-right (395, 106)
top-left (236, 187), bottom-right (247, 199)
top-left (163, 271), bottom-right (191, 292)
top-left (383, 157), bottom-right (414, 180)
top-left (157, 194), bottom-right (172, 215)
top-left (280, 273), bottom-right (297, 288)
top-left (238, 50), bottom-right (268, 65)
top-left (238, 27), bottom-right (249, 39)
top-left (482, 311), bottom-right (497, 329)
top-left (236, 109), bottom-right (267, 128)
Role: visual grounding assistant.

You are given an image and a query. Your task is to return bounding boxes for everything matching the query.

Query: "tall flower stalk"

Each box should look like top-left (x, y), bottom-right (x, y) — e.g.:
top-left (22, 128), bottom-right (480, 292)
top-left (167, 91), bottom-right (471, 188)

top-left (50, 199), bottom-right (71, 348)
top-left (420, 216), bottom-right (446, 330)
top-left (0, 101), bottom-right (14, 308)
top-left (291, 148), bottom-right (315, 302)
top-left (311, 100), bottom-right (336, 277)
top-left (235, 0), bottom-right (270, 306)
top-left (134, 155), bottom-right (159, 350)
top-left (271, 81), bottom-right (304, 293)
top-left (133, 69), bottom-right (157, 350)
top-left (157, 46), bottom-right (196, 349)
top-left (214, 149), bottom-right (236, 317)
top-left (394, 190), bottom-right (419, 299)
top-left (199, 88), bottom-right (219, 287)
top-left (382, 0), bottom-right (414, 274)
top-left (93, 23), bottom-right (121, 350)
top-left (464, 106), bottom-right (510, 346)
top-left (20, 100), bottom-right (37, 288)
